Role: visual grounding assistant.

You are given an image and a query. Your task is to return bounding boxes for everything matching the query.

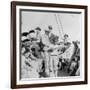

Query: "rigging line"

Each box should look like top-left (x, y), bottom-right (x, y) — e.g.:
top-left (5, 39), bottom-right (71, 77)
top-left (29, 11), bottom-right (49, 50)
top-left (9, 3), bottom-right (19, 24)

top-left (57, 14), bottom-right (64, 36)
top-left (54, 13), bottom-right (62, 38)
top-left (58, 14), bottom-right (72, 42)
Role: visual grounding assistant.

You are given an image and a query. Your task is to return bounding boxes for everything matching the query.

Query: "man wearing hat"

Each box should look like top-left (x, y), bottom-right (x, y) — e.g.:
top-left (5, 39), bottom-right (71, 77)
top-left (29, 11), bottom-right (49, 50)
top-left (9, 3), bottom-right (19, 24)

top-left (42, 25), bottom-right (53, 46)
top-left (41, 26), bottom-right (55, 76)
top-left (63, 34), bottom-right (71, 45)
top-left (28, 30), bottom-right (36, 41)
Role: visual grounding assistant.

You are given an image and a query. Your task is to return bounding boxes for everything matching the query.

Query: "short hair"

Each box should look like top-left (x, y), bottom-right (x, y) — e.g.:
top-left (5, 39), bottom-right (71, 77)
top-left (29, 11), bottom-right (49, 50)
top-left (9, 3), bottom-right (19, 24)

top-left (29, 30), bottom-right (35, 34)
top-left (48, 25), bottom-right (52, 30)
top-left (64, 34), bottom-right (68, 37)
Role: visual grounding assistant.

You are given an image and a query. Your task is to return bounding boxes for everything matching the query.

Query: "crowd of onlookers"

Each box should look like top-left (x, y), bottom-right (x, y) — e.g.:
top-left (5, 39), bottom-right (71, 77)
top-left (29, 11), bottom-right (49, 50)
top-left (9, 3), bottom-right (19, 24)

top-left (21, 25), bottom-right (80, 78)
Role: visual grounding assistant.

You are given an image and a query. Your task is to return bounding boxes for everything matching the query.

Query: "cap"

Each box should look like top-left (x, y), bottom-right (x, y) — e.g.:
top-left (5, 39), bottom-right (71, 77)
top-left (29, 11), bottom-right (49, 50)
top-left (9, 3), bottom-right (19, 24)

top-left (29, 30), bottom-right (35, 34)
top-left (22, 32), bottom-right (29, 36)
top-left (35, 27), bottom-right (41, 31)
top-left (22, 39), bottom-right (30, 43)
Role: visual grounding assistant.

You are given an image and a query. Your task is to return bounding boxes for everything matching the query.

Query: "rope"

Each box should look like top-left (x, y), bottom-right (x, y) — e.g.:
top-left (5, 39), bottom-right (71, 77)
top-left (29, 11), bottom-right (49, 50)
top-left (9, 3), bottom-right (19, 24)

top-left (57, 14), bottom-right (64, 37)
top-left (54, 14), bottom-right (63, 38)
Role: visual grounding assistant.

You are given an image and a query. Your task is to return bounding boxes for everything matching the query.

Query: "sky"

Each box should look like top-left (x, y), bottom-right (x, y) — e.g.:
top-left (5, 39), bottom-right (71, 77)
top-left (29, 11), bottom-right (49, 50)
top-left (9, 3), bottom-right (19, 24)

top-left (21, 10), bottom-right (82, 41)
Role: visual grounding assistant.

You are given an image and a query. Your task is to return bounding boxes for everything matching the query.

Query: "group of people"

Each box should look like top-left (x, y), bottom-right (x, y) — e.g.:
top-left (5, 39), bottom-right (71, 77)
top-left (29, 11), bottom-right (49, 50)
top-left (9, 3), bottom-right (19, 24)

top-left (21, 25), bottom-right (80, 79)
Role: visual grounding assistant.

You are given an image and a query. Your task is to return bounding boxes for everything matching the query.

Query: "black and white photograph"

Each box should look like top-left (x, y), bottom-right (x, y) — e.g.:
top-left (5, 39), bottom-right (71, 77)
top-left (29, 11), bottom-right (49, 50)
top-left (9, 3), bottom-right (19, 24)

top-left (20, 10), bottom-right (81, 79)
top-left (11, 1), bottom-right (87, 88)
